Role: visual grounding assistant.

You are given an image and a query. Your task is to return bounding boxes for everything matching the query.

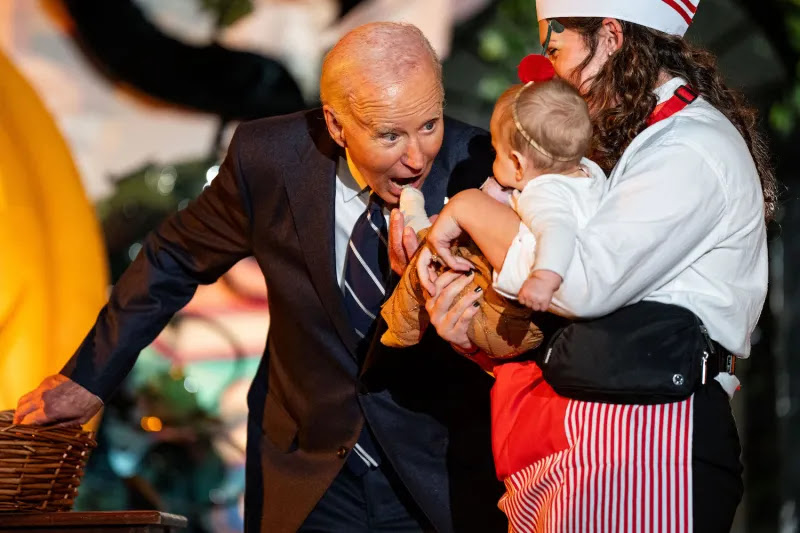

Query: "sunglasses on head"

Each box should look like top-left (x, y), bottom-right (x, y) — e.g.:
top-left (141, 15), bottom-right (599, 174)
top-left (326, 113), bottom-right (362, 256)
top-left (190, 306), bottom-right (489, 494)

top-left (541, 19), bottom-right (565, 55)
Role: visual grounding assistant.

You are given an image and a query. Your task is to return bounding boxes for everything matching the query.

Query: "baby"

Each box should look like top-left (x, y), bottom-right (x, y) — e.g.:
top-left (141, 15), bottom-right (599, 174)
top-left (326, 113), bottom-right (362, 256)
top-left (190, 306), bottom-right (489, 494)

top-left (482, 77), bottom-right (605, 310)
top-left (381, 78), bottom-right (605, 358)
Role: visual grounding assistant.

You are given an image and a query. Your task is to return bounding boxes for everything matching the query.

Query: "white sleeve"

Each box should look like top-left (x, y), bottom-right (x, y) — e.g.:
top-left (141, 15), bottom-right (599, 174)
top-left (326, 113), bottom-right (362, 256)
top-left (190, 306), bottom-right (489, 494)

top-left (491, 181), bottom-right (577, 299)
top-left (492, 222), bottom-right (536, 299)
top-left (514, 180), bottom-right (579, 277)
top-left (550, 142), bottom-right (727, 318)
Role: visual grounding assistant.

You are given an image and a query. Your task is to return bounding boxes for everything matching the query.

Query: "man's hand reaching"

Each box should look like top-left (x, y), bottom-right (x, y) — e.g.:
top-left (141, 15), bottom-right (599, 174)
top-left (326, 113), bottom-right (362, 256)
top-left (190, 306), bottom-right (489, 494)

top-left (388, 208), bottom-right (438, 275)
top-left (14, 374), bottom-right (103, 427)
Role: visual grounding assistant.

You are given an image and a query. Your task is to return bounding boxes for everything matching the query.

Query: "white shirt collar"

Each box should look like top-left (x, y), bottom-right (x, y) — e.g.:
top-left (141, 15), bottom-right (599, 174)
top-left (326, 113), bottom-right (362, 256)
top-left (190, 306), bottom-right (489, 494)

top-left (337, 156), bottom-right (369, 204)
top-left (653, 76), bottom-right (689, 105)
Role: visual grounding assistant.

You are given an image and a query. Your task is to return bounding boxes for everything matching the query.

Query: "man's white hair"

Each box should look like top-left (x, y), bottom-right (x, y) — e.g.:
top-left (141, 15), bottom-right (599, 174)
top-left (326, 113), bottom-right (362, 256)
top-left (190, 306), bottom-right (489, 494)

top-left (320, 22), bottom-right (443, 116)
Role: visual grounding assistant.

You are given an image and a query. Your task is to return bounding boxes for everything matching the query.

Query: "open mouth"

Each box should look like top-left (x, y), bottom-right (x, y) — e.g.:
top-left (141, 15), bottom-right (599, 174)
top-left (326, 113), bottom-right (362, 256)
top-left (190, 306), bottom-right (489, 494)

top-left (389, 175), bottom-right (422, 191)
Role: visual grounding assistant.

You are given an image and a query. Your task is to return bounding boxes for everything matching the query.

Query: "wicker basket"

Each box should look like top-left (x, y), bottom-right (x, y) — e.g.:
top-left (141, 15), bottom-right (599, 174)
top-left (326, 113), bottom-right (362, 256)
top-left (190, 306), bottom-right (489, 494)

top-left (0, 410), bottom-right (96, 512)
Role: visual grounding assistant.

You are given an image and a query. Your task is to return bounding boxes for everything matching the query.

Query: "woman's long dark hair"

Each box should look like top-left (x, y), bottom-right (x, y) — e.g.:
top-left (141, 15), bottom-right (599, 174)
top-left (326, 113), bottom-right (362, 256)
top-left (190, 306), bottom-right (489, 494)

top-left (558, 18), bottom-right (778, 222)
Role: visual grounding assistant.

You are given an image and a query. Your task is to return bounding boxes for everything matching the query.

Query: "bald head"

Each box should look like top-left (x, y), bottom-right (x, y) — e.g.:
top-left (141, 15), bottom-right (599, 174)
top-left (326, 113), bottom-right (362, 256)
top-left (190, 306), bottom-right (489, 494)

top-left (320, 22), bottom-right (443, 116)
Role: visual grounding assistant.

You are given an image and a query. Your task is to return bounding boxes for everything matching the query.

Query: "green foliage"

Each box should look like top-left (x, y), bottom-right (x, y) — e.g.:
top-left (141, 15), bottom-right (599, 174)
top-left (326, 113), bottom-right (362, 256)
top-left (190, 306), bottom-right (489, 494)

top-left (96, 158), bottom-right (215, 282)
top-left (196, 0), bottom-right (253, 29)
top-left (476, 0), bottom-right (541, 102)
top-left (770, 101), bottom-right (796, 135)
top-left (768, 5), bottom-right (800, 136)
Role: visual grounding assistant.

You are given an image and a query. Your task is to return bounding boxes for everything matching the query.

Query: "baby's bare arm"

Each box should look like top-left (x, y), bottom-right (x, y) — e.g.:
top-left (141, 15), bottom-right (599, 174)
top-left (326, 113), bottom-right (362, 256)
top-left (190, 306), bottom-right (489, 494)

top-left (446, 189), bottom-right (521, 270)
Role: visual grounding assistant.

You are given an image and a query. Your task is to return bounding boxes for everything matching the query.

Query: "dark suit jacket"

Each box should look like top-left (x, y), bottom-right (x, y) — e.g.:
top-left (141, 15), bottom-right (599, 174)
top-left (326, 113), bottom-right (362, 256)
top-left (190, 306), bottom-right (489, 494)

top-left (63, 108), bottom-right (506, 532)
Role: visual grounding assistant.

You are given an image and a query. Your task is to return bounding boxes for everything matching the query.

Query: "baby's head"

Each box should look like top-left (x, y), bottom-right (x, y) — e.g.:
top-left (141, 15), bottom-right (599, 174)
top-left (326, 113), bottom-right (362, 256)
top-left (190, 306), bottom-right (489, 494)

top-left (490, 79), bottom-right (592, 190)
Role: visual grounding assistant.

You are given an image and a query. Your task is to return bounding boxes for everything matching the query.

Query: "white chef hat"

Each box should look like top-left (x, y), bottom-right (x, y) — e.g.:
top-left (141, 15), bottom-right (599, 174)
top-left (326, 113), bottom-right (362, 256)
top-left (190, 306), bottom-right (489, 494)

top-left (536, 0), bottom-right (699, 37)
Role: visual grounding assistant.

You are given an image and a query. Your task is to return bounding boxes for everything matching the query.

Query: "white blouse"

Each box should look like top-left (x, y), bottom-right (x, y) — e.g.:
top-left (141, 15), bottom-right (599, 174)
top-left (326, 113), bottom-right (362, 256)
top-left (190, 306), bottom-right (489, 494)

top-left (493, 159), bottom-right (606, 296)
top-left (494, 77), bottom-right (768, 358)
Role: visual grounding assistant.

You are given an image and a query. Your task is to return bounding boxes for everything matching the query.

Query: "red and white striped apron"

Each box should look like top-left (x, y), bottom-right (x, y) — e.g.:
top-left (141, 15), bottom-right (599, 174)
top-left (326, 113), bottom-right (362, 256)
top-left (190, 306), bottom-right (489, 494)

top-left (492, 362), bottom-right (693, 533)
top-left (491, 87), bottom-right (700, 533)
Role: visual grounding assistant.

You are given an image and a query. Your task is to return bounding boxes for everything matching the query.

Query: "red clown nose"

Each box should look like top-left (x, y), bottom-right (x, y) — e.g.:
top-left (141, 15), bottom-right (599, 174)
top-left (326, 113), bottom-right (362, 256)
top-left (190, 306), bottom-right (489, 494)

top-left (517, 54), bottom-right (556, 83)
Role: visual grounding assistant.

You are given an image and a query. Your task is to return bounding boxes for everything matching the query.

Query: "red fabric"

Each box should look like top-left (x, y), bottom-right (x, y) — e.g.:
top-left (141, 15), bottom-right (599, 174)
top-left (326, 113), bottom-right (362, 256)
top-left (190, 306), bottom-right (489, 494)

top-left (517, 55), bottom-right (556, 84)
top-left (646, 85), bottom-right (697, 126)
top-left (491, 362), bottom-right (569, 478)
top-left (497, 396), bottom-right (695, 532)
top-left (469, 351), bottom-right (500, 374)
top-left (661, 0), bottom-right (694, 24)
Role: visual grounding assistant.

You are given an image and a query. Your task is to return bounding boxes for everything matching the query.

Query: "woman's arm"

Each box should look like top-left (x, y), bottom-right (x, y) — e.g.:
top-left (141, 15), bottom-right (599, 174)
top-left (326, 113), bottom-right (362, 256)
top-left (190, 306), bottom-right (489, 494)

top-left (423, 141), bottom-right (730, 346)
top-left (550, 143), bottom-right (727, 317)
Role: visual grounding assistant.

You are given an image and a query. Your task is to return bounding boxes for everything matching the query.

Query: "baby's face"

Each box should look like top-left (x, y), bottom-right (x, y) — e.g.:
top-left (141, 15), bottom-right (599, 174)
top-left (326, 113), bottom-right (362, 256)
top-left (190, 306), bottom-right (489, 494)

top-left (489, 112), bottom-right (522, 191)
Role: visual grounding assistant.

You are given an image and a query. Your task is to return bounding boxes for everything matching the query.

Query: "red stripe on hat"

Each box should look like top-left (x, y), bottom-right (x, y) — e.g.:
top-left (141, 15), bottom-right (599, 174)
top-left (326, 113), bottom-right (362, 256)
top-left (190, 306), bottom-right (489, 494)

top-left (678, 0), bottom-right (698, 13)
top-left (661, 0), bottom-right (693, 24)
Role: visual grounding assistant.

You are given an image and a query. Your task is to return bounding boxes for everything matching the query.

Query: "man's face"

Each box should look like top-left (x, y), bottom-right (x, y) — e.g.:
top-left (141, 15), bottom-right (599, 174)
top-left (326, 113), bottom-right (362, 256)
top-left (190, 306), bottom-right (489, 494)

top-left (335, 66), bottom-right (444, 206)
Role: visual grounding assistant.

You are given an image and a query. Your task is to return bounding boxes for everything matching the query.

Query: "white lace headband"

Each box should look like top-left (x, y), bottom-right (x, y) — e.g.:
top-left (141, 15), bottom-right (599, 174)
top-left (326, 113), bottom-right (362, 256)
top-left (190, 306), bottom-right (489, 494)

top-left (511, 81), bottom-right (576, 163)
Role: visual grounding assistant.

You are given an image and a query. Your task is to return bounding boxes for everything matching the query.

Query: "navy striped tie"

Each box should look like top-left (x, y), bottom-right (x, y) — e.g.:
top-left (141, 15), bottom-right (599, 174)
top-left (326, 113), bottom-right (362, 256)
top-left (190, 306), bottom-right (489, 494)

top-left (342, 193), bottom-right (387, 475)
top-left (343, 193), bottom-right (389, 343)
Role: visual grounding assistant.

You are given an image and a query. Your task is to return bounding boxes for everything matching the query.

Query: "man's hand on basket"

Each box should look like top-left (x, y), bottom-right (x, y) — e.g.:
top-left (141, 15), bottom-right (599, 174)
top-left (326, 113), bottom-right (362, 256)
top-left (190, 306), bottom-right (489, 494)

top-left (13, 374), bottom-right (102, 427)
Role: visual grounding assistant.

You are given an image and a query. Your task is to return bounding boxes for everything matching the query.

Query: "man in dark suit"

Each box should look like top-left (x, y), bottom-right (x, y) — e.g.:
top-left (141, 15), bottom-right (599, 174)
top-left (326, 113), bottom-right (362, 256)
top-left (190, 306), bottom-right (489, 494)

top-left (15, 22), bottom-right (505, 532)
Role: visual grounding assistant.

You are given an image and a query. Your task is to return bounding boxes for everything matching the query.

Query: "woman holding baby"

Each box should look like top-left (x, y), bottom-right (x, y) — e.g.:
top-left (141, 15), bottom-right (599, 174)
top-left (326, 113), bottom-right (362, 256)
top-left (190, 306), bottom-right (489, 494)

top-left (391, 0), bottom-right (776, 530)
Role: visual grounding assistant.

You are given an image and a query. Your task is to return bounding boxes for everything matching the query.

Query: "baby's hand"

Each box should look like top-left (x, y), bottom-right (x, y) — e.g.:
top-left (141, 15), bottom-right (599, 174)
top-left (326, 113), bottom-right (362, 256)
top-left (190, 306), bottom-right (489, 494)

top-left (480, 177), bottom-right (513, 205)
top-left (426, 207), bottom-right (473, 272)
top-left (517, 270), bottom-right (562, 311)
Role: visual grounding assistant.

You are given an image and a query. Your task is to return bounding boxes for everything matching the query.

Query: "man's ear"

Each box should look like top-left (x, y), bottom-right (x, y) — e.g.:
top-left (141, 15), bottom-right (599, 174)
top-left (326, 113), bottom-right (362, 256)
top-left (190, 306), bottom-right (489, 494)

top-left (323, 105), bottom-right (347, 148)
top-left (511, 150), bottom-right (528, 181)
top-left (600, 18), bottom-right (624, 54)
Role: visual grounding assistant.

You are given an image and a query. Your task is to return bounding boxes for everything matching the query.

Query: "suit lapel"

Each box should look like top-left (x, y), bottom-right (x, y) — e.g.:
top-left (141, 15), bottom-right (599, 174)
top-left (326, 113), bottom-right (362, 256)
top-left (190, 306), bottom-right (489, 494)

top-left (284, 117), bottom-right (359, 359)
top-left (420, 158), bottom-right (449, 215)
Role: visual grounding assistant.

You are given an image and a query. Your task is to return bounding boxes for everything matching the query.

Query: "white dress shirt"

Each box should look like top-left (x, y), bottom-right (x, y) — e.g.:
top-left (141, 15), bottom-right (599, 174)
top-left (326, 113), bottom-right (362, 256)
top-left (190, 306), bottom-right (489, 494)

top-left (495, 77), bottom-right (768, 359)
top-left (493, 158), bottom-right (606, 298)
top-left (334, 156), bottom-right (390, 291)
top-left (333, 155), bottom-right (388, 467)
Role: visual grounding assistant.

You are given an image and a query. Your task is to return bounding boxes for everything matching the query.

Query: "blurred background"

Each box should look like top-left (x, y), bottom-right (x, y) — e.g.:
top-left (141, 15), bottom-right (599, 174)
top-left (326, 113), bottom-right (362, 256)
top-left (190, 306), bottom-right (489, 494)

top-left (0, 0), bottom-right (798, 531)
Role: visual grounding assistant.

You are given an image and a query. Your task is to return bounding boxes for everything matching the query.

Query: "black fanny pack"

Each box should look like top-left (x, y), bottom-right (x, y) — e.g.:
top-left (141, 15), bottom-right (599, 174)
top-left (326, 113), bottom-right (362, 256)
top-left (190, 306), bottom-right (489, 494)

top-left (539, 301), bottom-right (722, 405)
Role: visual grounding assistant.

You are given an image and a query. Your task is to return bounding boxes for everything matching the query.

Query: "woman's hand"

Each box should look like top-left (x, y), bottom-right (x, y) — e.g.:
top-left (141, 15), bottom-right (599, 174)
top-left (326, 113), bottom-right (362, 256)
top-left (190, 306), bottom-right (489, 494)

top-left (421, 269), bottom-right (482, 351)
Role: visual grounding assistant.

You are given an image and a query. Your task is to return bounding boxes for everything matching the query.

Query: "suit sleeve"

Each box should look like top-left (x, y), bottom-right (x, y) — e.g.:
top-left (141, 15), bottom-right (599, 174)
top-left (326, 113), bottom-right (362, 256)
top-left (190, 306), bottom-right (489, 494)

top-left (465, 128), bottom-right (494, 189)
top-left (61, 128), bottom-right (254, 400)
top-left (446, 124), bottom-right (494, 195)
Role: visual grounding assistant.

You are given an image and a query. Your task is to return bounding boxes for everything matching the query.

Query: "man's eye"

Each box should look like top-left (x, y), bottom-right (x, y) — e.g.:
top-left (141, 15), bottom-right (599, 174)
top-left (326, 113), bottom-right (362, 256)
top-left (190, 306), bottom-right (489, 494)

top-left (382, 133), bottom-right (399, 142)
top-left (423, 120), bottom-right (437, 131)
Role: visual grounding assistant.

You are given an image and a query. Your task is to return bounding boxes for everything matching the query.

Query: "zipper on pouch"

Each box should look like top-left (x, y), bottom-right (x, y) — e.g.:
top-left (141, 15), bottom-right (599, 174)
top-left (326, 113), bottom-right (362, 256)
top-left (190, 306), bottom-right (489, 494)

top-left (699, 324), bottom-right (714, 385)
